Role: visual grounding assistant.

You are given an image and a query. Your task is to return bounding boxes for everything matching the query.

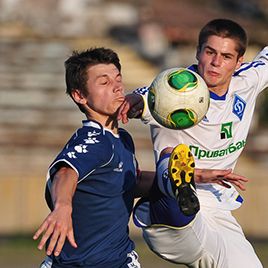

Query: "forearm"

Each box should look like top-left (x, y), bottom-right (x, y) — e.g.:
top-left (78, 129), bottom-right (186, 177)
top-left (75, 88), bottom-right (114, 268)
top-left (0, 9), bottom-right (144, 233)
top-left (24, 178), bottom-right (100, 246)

top-left (117, 92), bottom-right (145, 124)
top-left (194, 168), bottom-right (248, 190)
top-left (51, 166), bottom-right (78, 209)
top-left (127, 93), bottom-right (144, 119)
top-left (33, 166), bottom-right (78, 255)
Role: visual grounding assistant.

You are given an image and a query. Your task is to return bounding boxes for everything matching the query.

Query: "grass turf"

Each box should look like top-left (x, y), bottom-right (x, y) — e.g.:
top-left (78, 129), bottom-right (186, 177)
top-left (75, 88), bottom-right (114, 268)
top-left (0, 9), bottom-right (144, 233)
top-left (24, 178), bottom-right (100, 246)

top-left (0, 235), bottom-right (267, 268)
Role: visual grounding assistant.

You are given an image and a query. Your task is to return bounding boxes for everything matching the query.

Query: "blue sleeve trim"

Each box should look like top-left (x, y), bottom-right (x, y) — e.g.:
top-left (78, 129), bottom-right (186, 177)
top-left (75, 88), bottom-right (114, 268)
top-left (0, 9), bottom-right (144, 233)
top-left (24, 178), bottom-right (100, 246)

top-left (234, 61), bottom-right (265, 76)
top-left (236, 195), bottom-right (243, 203)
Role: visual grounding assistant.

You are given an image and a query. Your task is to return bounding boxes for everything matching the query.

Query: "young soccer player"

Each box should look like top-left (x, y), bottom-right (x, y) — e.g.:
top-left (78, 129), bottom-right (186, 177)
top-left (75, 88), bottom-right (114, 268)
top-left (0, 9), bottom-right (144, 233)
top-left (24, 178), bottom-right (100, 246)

top-left (118, 18), bottom-right (268, 267)
top-left (33, 47), bottom-right (155, 268)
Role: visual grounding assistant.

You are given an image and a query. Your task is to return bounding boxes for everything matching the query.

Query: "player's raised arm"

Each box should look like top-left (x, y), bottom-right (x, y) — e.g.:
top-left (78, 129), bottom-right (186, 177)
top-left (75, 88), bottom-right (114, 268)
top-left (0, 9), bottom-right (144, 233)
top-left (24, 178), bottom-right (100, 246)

top-left (160, 147), bottom-right (249, 191)
top-left (117, 93), bottom-right (144, 124)
top-left (33, 167), bottom-right (78, 256)
top-left (195, 168), bottom-right (249, 191)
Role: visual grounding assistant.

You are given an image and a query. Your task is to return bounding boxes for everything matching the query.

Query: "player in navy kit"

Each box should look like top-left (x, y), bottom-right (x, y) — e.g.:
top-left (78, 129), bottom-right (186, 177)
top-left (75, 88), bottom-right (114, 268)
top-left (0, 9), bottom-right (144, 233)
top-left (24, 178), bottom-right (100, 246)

top-left (118, 19), bottom-right (267, 267)
top-left (33, 47), bottom-right (155, 268)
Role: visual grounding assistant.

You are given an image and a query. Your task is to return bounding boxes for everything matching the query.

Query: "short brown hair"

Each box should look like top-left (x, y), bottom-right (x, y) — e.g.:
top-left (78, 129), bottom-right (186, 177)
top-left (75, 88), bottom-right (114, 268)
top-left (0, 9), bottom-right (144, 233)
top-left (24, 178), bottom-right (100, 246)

top-left (65, 47), bottom-right (121, 97)
top-left (198, 19), bottom-right (248, 58)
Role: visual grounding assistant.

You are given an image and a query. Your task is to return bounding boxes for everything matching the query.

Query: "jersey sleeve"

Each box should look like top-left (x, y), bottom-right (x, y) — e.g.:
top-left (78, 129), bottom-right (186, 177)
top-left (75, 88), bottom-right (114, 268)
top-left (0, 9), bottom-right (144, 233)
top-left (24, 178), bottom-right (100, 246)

top-left (234, 46), bottom-right (268, 95)
top-left (253, 46), bottom-right (268, 62)
top-left (253, 46), bottom-right (268, 92)
top-left (47, 127), bottom-right (113, 183)
top-left (133, 86), bottom-right (162, 127)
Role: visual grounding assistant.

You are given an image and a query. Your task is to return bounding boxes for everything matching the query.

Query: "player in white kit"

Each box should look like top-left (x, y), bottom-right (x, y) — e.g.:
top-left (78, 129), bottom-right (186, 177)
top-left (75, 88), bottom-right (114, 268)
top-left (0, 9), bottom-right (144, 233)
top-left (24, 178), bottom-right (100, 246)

top-left (118, 19), bottom-right (268, 267)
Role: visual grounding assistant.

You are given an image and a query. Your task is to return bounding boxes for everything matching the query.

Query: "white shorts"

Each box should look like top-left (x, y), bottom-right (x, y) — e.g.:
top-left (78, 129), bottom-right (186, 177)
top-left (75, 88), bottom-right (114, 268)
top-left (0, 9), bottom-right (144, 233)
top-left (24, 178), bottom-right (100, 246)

top-left (133, 201), bottom-right (262, 268)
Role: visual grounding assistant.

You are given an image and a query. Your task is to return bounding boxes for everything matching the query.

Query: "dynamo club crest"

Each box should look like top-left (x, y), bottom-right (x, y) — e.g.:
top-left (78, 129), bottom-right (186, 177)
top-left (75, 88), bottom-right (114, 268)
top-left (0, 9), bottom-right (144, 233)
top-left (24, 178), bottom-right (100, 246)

top-left (233, 94), bottom-right (246, 121)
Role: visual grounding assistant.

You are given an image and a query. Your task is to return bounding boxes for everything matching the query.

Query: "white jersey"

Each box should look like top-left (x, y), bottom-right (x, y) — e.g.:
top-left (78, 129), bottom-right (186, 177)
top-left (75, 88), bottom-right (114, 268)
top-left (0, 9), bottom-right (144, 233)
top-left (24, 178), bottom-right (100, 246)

top-left (136, 46), bottom-right (268, 211)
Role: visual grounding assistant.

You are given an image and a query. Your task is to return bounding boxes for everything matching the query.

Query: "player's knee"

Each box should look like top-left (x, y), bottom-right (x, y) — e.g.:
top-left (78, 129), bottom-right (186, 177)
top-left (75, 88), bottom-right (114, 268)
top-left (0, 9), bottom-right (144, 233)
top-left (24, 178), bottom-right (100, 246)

top-left (160, 147), bottom-right (173, 158)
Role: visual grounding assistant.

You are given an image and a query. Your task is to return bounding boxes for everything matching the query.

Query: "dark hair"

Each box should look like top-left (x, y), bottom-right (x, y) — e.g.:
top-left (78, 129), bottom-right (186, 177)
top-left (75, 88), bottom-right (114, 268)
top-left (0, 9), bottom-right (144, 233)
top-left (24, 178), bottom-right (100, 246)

top-left (65, 47), bottom-right (121, 97)
top-left (198, 19), bottom-right (248, 58)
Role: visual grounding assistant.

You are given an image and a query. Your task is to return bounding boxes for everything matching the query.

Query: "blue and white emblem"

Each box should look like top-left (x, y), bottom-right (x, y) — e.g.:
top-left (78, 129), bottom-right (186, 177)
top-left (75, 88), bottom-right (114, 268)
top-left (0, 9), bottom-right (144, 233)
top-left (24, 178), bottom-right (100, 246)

top-left (233, 94), bottom-right (246, 121)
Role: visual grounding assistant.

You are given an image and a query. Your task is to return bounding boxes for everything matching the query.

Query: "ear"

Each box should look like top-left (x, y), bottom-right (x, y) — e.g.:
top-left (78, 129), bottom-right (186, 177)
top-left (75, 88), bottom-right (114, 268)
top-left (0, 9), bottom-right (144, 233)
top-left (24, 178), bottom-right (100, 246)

top-left (235, 56), bottom-right (244, 70)
top-left (71, 89), bottom-right (87, 105)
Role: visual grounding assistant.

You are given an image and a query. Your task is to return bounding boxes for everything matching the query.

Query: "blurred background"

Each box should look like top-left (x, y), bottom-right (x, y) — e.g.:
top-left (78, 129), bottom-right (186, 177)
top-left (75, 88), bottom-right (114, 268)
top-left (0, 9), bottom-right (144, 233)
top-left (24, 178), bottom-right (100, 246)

top-left (0, 0), bottom-right (267, 267)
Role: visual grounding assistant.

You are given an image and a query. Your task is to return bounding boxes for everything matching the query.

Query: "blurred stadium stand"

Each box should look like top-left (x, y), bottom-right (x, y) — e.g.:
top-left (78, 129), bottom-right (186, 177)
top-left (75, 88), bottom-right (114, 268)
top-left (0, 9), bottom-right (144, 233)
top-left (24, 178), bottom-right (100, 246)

top-left (0, 0), bottom-right (268, 239)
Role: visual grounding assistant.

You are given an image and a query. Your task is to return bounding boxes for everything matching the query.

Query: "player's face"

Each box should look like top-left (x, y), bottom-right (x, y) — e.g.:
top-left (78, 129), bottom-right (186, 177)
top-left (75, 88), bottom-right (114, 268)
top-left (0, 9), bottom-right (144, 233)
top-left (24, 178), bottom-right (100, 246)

top-left (196, 35), bottom-right (243, 96)
top-left (77, 64), bottom-right (125, 123)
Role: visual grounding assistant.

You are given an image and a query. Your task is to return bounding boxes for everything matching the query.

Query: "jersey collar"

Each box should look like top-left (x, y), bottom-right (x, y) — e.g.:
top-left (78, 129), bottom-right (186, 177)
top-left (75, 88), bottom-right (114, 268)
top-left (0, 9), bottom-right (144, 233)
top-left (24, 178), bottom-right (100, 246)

top-left (83, 120), bottom-right (102, 129)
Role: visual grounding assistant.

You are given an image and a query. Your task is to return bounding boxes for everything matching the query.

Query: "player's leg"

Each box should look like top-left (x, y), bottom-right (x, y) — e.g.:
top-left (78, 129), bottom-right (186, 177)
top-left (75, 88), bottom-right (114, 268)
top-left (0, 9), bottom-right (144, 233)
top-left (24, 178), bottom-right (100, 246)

top-left (168, 144), bottom-right (200, 216)
top-left (136, 204), bottom-right (225, 266)
top-left (217, 210), bottom-right (263, 268)
top-left (134, 144), bottom-right (262, 267)
top-left (150, 144), bottom-right (200, 227)
top-left (132, 144), bottom-right (222, 266)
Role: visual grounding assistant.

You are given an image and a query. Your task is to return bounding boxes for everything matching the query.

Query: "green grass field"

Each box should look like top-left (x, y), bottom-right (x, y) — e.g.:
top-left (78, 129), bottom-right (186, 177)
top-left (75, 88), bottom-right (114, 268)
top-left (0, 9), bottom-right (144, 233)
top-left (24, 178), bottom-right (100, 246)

top-left (0, 235), bottom-right (267, 267)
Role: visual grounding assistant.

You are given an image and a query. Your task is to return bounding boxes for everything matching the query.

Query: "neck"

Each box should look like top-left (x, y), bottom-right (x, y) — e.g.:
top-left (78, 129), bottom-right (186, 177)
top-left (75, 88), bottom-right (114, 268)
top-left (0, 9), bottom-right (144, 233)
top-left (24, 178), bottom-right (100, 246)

top-left (209, 87), bottom-right (227, 97)
top-left (86, 114), bottom-right (119, 134)
top-left (104, 117), bottom-right (119, 134)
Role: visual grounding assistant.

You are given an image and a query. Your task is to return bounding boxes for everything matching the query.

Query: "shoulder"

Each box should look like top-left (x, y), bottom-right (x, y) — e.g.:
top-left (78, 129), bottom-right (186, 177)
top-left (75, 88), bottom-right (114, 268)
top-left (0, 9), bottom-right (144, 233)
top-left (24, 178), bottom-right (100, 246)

top-left (52, 121), bottom-right (114, 168)
top-left (72, 120), bottom-right (112, 149)
top-left (234, 47), bottom-right (268, 77)
top-left (47, 121), bottom-right (116, 183)
top-left (254, 46), bottom-right (268, 62)
top-left (231, 47), bottom-right (268, 94)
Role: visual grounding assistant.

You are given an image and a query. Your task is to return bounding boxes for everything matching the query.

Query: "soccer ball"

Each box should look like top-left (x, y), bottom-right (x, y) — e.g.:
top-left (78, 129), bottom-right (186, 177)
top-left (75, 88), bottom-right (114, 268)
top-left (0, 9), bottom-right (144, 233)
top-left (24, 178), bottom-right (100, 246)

top-left (148, 67), bottom-right (210, 130)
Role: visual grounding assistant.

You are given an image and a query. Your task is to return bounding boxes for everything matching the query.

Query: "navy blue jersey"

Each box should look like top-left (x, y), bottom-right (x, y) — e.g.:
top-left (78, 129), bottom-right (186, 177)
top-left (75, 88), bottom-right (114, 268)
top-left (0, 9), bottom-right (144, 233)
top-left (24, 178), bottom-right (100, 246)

top-left (45, 120), bottom-right (138, 267)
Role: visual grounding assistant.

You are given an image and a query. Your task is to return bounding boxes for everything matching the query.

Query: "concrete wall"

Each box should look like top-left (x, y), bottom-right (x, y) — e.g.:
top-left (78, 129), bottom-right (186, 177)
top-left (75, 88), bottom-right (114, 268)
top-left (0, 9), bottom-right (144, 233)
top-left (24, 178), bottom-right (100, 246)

top-left (0, 36), bottom-right (267, 239)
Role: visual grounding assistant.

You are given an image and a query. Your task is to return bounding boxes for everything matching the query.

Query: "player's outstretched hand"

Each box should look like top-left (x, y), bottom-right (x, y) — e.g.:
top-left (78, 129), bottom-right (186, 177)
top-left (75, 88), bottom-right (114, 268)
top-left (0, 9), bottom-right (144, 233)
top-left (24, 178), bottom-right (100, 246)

top-left (33, 204), bottom-right (77, 256)
top-left (117, 93), bottom-right (144, 124)
top-left (195, 168), bottom-right (248, 191)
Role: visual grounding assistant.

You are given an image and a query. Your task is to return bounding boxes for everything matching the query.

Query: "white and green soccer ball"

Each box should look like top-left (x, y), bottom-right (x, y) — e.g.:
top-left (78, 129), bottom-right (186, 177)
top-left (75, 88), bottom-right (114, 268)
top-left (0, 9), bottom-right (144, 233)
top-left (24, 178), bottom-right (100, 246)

top-left (148, 67), bottom-right (210, 130)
